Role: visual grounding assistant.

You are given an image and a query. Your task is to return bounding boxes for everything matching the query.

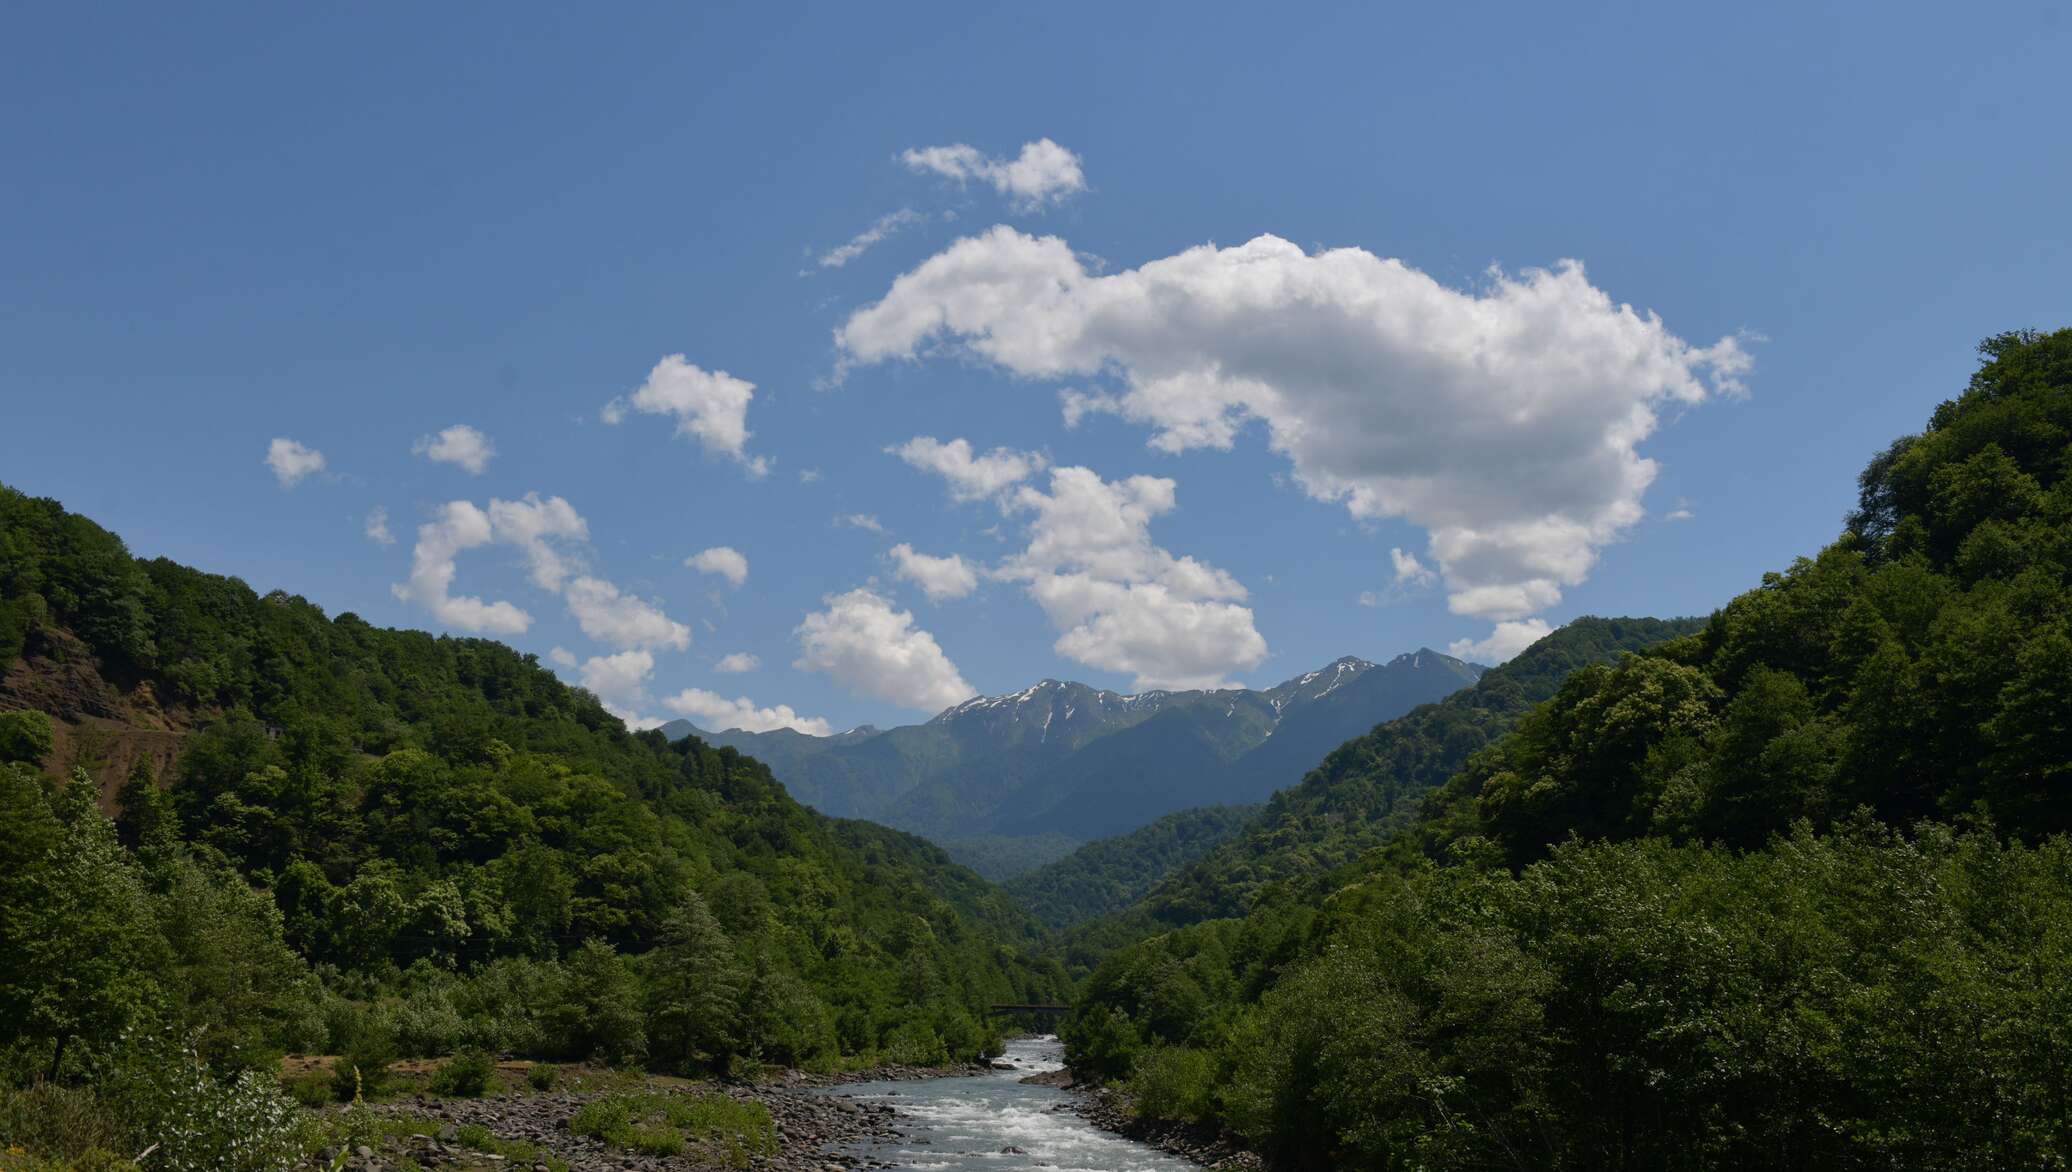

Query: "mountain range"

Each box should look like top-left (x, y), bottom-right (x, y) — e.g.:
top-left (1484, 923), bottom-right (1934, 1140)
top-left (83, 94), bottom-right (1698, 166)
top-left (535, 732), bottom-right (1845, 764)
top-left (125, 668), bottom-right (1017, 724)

top-left (661, 649), bottom-right (1483, 850)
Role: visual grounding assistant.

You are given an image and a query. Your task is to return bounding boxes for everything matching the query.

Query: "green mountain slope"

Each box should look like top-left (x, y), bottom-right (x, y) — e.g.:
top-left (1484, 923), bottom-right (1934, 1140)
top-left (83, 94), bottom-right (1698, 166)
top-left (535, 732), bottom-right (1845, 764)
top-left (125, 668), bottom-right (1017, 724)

top-left (0, 483), bottom-right (1063, 1078)
top-left (1140, 616), bottom-right (1703, 925)
top-left (1002, 804), bottom-right (1259, 931)
top-left (1062, 329), bottom-right (2072, 1170)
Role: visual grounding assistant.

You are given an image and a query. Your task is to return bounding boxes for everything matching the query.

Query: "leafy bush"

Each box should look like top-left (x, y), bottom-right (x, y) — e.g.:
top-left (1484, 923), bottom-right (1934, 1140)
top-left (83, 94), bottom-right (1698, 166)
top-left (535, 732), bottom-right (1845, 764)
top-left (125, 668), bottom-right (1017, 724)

top-left (0, 1080), bottom-right (131, 1164)
top-left (0, 711), bottom-right (53, 767)
top-left (280, 1072), bottom-right (330, 1109)
top-left (1128, 1046), bottom-right (1216, 1121)
top-left (104, 1032), bottom-right (312, 1172)
top-left (879, 1017), bottom-right (947, 1067)
top-left (525, 1063), bottom-right (558, 1091)
top-left (427, 1049), bottom-right (495, 1098)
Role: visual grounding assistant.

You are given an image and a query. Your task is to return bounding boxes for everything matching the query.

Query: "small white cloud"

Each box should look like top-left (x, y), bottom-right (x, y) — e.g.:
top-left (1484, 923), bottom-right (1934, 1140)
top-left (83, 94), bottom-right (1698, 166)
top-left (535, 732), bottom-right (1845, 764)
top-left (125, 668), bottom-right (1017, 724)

top-left (818, 207), bottom-right (925, 269)
top-left (890, 543), bottom-right (979, 602)
top-left (576, 649), bottom-right (665, 727)
top-left (604, 354), bottom-right (768, 475)
top-left (1665, 498), bottom-right (1696, 522)
top-left (547, 646), bottom-right (578, 669)
top-left (265, 438), bottom-right (326, 487)
top-left (1358, 590), bottom-right (1382, 608)
top-left (890, 436), bottom-right (1045, 502)
top-left (1448, 619), bottom-right (1555, 665)
top-left (795, 587), bottom-right (975, 712)
top-left (1390, 547), bottom-right (1437, 588)
top-left (486, 493), bottom-right (588, 592)
top-left (799, 468), bottom-right (823, 484)
top-left (365, 506), bottom-right (395, 546)
top-left (686, 546), bottom-right (749, 588)
top-left (900, 138), bottom-right (1087, 210)
top-left (563, 575), bottom-right (691, 652)
top-left (660, 687), bottom-right (831, 735)
top-left (840, 514), bottom-right (884, 533)
top-left (413, 424), bottom-right (496, 475)
top-left (391, 500), bottom-right (533, 635)
top-left (714, 651), bottom-right (760, 673)
top-left (391, 492), bottom-right (685, 653)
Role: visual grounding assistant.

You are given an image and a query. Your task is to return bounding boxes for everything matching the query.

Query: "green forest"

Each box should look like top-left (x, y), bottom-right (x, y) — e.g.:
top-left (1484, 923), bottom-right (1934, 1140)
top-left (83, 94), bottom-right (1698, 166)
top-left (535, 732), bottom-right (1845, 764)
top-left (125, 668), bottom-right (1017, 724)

top-left (0, 487), bottom-right (1063, 1167)
top-left (1061, 329), bottom-right (2072, 1168)
top-left (1002, 804), bottom-right (1260, 932)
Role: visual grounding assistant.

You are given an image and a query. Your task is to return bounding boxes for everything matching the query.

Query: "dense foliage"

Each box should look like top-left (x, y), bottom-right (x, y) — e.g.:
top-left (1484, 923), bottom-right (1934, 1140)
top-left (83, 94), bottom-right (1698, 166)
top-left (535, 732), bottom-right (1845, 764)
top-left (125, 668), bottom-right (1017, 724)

top-left (0, 483), bottom-right (1066, 1160)
top-left (1003, 805), bottom-right (1259, 931)
top-left (1065, 329), bottom-right (2072, 1169)
top-left (1137, 617), bottom-right (1704, 926)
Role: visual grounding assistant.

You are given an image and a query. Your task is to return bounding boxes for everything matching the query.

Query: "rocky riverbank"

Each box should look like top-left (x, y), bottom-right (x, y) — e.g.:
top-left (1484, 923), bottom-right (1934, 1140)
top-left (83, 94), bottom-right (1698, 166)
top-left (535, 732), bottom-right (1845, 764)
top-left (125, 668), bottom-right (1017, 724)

top-left (1056, 1081), bottom-right (1264, 1171)
top-left (317, 1061), bottom-right (995, 1171)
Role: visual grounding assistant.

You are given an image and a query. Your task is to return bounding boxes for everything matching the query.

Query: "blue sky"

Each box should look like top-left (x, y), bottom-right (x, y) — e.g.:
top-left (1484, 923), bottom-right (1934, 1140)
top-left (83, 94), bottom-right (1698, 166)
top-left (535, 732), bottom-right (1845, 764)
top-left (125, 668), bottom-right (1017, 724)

top-left (4, 2), bottom-right (2068, 733)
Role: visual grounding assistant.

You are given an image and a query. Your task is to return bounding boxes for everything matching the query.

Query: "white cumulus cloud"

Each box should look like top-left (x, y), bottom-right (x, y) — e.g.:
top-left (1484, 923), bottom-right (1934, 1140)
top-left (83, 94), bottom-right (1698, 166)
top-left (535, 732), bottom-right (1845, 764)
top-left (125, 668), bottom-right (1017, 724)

top-left (840, 514), bottom-right (884, 533)
top-left (391, 493), bottom-right (688, 652)
top-left (890, 543), bottom-right (979, 603)
top-left (713, 651), bottom-right (760, 673)
top-left (392, 500), bottom-right (533, 635)
top-left (265, 438), bottom-right (326, 487)
top-left (365, 506), bottom-right (394, 546)
top-left (686, 546), bottom-right (749, 588)
top-left (900, 138), bottom-right (1087, 209)
top-left (838, 227), bottom-right (1750, 647)
top-left (660, 688), bottom-right (831, 736)
top-left (998, 467), bottom-right (1266, 690)
top-left (413, 424), bottom-right (496, 474)
top-left (486, 493), bottom-right (587, 592)
top-left (575, 649), bottom-right (666, 729)
top-left (889, 436), bottom-right (1044, 502)
top-left (794, 588), bottom-right (975, 712)
top-left (1448, 619), bottom-right (1554, 665)
top-left (604, 354), bottom-right (768, 475)
top-left (564, 575), bottom-right (691, 652)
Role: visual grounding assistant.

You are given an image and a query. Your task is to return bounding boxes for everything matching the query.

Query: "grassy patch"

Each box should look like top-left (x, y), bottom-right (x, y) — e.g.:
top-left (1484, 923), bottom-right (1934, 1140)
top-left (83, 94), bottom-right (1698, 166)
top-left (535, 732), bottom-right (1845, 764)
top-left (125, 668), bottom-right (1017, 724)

top-left (567, 1092), bottom-right (775, 1168)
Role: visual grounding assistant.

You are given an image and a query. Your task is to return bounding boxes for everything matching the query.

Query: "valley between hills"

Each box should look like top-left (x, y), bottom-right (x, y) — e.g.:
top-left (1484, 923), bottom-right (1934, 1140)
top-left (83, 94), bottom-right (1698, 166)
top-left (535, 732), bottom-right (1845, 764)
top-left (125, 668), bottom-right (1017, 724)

top-left (5, 329), bottom-right (2072, 1169)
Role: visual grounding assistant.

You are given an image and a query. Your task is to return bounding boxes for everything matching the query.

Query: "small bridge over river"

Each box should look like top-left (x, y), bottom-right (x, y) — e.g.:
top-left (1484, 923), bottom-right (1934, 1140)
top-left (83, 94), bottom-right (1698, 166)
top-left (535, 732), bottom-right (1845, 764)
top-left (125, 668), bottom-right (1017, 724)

top-left (988, 1003), bottom-right (1070, 1026)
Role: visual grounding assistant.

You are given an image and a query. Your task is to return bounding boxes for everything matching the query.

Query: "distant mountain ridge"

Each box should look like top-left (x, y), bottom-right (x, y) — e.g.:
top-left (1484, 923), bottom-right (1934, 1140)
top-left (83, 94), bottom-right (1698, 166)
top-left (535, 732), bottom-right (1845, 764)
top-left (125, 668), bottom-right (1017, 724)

top-left (660, 650), bottom-right (1483, 844)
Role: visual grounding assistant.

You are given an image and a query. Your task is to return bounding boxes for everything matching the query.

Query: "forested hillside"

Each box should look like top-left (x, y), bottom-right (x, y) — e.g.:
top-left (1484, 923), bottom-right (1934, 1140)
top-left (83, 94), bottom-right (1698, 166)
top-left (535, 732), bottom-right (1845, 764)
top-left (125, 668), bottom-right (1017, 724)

top-left (1064, 329), bottom-right (2072, 1170)
top-left (1138, 616), bottom-right (1704, 926)
top-left (0, 483), bottom-right (1065, 1110)
top-left (1002, 805), bottom-right (1259, 932)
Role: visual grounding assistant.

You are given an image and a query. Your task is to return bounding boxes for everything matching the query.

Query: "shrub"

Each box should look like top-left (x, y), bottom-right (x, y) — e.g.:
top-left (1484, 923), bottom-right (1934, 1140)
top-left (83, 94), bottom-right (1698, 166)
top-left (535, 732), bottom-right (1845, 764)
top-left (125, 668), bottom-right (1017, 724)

top-left (879, 1017), bottom-right (948, 1067)
top-left (0, 710), bottom-right (54, 767)
top-left (1128, 1046), bottom-right (1217, 1122)
top-left (105, 1032), bottom-right (313, 1172)
top-left (0, 1080), bottom-right (132, 1163)
top-left (281, 1072), bottom-right (331, 1108)
top-left (427, 1049), bottom-right (496, 1098)
top-left (525, 1063), bottom-right (558, 1092)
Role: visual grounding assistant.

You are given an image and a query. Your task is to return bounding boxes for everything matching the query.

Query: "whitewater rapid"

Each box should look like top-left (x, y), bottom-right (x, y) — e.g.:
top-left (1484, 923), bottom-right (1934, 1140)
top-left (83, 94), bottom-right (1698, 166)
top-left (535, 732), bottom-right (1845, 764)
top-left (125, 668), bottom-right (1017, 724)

top-left (829, 1036), bottom-right (1198, 1171)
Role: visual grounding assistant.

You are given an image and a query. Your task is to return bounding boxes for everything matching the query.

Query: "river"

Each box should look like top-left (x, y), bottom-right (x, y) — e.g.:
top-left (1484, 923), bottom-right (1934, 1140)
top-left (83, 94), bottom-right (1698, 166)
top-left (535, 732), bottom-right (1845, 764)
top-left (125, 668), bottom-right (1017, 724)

top-left (829, 1036), bottom-right (1199, 1171)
